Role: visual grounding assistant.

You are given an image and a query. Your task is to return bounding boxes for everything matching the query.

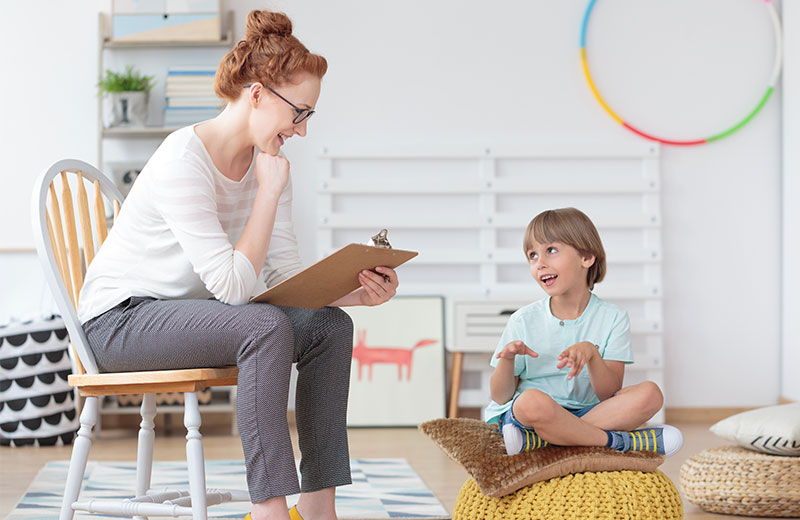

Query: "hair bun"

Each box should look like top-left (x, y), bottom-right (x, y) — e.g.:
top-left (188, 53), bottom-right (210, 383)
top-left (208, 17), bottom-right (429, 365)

top-left (245, 10), bottom-right (292, 41)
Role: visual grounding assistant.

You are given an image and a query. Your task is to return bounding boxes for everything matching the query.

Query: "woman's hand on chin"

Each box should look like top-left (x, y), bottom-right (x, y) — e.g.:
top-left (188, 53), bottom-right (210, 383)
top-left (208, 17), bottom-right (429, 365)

top-left (254, 152), bottom-right (290, 196)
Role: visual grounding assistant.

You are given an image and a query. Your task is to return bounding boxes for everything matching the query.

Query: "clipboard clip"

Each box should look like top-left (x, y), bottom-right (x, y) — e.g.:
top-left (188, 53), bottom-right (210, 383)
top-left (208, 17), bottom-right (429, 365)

top-left (369, 229), bottom-right (392, 249)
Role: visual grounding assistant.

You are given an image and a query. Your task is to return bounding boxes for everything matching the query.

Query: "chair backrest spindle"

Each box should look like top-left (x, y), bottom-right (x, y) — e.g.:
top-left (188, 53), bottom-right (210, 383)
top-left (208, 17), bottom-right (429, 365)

top-left (45, 211), bottom-right (67, 292)
top-left (48, 183), bottom-right (76, 307)
top-left (59, 171), bottom-right (84, 302)
top-left (32, 160), bottom-right (125, 376)
top-left (93, 179), bottom-right (109, 246)
top-left (76, 171), bottom-right (96, 266)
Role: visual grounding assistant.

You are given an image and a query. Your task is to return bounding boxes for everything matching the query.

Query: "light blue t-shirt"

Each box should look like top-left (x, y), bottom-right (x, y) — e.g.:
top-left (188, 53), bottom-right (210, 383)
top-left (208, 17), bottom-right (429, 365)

top-left (485, 293), bottom-right (633, 424)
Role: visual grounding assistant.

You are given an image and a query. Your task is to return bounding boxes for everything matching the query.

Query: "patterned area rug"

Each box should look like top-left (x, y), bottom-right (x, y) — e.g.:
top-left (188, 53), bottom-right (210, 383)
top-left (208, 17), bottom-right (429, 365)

top-left (9, 458), bottom-right (450, 519)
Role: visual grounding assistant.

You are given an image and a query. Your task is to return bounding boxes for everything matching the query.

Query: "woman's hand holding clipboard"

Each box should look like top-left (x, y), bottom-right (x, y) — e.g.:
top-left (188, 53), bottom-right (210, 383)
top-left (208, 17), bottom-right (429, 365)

top-left (250, 229), bottom-right (417, 309)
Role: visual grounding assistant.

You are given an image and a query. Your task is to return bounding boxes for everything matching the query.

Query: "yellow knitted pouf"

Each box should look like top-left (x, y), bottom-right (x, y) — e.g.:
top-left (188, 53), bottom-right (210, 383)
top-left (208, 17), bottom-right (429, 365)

top-left (453, 470), bottom-right (683, 520)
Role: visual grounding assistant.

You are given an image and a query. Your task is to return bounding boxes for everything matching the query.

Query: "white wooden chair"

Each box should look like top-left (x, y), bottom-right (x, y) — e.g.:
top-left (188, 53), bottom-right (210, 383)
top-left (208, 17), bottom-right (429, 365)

top-left (31, 159), bottom-right (247, 519)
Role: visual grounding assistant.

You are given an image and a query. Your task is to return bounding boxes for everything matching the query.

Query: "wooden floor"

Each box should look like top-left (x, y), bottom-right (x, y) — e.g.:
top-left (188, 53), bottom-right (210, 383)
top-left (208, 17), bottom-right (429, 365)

top-left (0, 419), bottom-right (777, 519)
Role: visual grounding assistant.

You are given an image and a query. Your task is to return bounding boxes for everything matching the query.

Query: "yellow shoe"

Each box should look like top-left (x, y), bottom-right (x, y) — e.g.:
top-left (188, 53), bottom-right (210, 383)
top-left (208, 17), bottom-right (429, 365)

top-left (243, 507), bottom-right (303, 520)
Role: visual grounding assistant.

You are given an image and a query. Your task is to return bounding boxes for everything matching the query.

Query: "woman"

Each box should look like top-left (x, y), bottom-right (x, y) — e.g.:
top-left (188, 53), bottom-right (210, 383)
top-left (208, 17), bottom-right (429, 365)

top-left (78, 9), bottom-right (398, 520)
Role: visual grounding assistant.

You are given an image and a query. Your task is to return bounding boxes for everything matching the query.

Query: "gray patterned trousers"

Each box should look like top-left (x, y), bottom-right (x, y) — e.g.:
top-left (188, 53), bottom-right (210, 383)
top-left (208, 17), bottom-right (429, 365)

top-left (83, 296), bottom-right (354, 502)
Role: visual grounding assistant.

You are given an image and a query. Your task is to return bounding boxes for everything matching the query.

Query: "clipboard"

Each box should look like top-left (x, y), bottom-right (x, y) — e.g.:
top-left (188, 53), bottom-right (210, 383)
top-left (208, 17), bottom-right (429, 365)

top-left (251, 243), bottom-right (418, 309)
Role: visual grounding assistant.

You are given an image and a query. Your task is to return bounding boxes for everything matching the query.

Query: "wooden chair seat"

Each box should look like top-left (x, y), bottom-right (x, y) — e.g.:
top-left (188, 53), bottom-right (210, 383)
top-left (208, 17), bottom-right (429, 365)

top-left (69, 367), bottom-right (239, 397)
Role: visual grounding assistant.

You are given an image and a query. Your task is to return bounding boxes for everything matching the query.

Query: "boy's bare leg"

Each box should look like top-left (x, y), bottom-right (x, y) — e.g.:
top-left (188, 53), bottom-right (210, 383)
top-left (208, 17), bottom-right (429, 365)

top-left (512, 389), bottom-right (607, 446)
top-left (512, 381), bottom-right (663, 446)
top-left (578, 381), bottom-right (663, 431)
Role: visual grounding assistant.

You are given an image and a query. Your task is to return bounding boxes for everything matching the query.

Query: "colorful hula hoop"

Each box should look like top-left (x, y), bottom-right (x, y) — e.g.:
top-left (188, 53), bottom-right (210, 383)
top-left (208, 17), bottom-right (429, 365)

top-left (580, 0), bottom-right (783, 146)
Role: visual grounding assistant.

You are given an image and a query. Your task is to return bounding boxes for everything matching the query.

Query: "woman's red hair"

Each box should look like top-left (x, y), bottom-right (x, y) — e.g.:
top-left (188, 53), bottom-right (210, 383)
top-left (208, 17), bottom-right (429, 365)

top-left (215, 10), bottom-right (327, 101)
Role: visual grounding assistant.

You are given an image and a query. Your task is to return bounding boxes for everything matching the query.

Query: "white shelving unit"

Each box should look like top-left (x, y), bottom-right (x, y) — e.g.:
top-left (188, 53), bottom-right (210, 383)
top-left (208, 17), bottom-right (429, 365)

top-left (96, 11), bottom-right (233, 178)
top-left (94, 11), bottom-right (237, 430)
top-left (316, 142), bottom-right (664, 424)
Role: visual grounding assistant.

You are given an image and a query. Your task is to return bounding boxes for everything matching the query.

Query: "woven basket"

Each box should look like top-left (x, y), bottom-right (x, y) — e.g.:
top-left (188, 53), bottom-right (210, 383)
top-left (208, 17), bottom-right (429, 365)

top-left (453, 470), bottom-right (683, 519)
top-left (116, 389), bottom-right (212, 407)
top-left (680, 445), bottom-right (800, 518)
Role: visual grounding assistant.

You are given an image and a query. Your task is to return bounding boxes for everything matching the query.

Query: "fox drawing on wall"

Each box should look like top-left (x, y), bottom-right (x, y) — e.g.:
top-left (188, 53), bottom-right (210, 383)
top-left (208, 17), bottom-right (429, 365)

top-left (352, 329), bottom-right (437, 382)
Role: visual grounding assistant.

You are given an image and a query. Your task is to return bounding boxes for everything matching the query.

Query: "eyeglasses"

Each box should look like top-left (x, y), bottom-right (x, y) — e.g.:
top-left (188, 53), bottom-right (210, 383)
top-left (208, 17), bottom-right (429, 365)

top-left (243, 83), bottom-right (315, 124)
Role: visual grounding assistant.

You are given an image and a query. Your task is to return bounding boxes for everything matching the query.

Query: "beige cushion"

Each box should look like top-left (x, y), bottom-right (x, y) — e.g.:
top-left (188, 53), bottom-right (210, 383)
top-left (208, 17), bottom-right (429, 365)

top-left (710, 403), bottom-right (800, 456)
top-left (419, 417), bottom-right (665, 497)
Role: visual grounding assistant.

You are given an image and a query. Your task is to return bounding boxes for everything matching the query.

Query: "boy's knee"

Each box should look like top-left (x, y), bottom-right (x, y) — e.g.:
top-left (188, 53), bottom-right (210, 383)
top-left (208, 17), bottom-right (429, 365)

top-left (513, 389), bottom-right (557, 425)
top-left (637, 381), bottom-right (664, 414)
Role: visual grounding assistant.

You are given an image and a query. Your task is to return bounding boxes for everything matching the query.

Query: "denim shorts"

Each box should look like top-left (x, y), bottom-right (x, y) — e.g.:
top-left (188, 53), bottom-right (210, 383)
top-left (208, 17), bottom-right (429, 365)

top-left (498, 394), bottom-right (599, 431)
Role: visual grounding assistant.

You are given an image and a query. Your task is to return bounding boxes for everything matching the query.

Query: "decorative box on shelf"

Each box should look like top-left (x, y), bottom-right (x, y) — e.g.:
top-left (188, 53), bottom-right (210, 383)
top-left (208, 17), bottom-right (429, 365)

top-left (111, 0), bottom-right (222, 43)
top-left (0, 316), bottom-right (78, 447)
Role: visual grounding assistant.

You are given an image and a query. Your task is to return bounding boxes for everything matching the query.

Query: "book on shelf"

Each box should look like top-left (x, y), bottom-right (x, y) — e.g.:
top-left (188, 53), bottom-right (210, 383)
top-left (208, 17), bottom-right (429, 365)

top-left (166, 96), bottom-right (223, 107)
top-left (165, 67), bottom-right (216, 88)
top-left (165, 86), bottom-right (218, 97)
top-left (163, 65), bottom-right (222, 122)
top-left (167, 66), bottom-right (217, 74)
top-left (165, 76), bottom-right (216, 85)
top-left (165, 80), bottom-right (215, 90)
top-left (163, 107), bottom-right (221, 126)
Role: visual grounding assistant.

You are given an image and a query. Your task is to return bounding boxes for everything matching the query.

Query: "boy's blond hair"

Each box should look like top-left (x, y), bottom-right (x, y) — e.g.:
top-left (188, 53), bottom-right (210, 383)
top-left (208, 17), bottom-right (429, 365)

top-left (523, 208), bottom-right (606, 290)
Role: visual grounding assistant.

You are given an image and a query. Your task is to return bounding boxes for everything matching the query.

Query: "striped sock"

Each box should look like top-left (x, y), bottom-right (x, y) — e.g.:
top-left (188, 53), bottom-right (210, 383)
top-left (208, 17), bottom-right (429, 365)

top-left (605, 425), bottom-right (683, 457)
top-left (521, 427), bottom-right (550, 452)
top-left (502, 422), bottom-right (549, 454)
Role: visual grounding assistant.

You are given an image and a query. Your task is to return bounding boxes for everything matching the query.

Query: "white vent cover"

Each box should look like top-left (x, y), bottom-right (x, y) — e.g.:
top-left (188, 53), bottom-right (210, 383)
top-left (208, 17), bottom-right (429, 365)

top-left (453, 301), bottom-right (527, 353)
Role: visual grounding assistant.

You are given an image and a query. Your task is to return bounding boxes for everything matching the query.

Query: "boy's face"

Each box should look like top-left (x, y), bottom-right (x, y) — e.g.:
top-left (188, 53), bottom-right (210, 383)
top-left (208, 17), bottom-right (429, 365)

top-left (526, 237), bottom-right (595, 297)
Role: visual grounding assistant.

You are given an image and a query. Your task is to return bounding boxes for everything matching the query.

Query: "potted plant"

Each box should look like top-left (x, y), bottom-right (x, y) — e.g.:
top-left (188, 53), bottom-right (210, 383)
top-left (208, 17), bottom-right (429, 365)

top-left (98, 65), bottom-right (155, 128)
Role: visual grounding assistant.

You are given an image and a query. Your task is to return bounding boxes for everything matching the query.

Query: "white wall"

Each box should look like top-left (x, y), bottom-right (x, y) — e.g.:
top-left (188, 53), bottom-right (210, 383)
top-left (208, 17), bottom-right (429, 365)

top-left (0, 1), bottom-right (99, 320)
top-left (0, 0), bottom-right (784, 407)
top-left (783, 1), bottom-right (799, 402)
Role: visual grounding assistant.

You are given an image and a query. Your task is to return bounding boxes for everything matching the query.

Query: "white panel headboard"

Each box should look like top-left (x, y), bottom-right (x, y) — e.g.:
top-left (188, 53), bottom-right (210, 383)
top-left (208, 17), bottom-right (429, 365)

top-left (317, 141), bottom-right (664, 420)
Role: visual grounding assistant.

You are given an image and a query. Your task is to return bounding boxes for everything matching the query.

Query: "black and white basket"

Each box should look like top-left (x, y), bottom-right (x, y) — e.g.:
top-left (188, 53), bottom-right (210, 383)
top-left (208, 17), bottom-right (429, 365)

top-left (0, 316), bottom-right (78, 447)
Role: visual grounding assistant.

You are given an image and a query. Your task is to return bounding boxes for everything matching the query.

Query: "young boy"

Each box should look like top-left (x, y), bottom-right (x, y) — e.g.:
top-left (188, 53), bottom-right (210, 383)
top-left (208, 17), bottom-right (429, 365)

top-left (486, 208), bottom-right (683, 456)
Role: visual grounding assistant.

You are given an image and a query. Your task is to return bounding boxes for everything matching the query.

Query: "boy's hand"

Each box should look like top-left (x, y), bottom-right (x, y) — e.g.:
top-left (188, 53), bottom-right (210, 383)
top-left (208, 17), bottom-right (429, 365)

top-left (496, 341), bottom-right (538, 360)
top-left (557, 341), bottom-right (598, 380)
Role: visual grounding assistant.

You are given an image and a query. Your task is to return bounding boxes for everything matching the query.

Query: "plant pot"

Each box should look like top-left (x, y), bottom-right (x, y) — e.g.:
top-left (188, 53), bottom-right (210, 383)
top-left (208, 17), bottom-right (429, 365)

top-left (103, 91), bottom-right (148, 127)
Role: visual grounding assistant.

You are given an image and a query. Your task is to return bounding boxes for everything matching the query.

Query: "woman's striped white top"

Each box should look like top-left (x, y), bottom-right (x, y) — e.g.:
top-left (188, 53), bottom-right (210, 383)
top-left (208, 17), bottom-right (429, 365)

top-left (77, 126), bottom-right (302, 324)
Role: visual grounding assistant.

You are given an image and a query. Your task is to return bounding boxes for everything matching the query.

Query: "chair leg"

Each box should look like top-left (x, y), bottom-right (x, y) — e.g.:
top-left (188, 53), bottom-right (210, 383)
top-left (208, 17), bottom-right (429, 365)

top-left (134, 393), bottom-right (157, 520)
top-left (230, 387), bottom-right (239, 437)
top-left (59, 395), bottom-right (98, 520)
top-left (184, 391), bottom-right (208, 520)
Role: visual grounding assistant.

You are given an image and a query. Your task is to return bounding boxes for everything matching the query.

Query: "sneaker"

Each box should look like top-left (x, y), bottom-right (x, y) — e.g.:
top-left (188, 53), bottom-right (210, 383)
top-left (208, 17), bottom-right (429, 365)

top-left (614, 424), bottom-right (683, 457)
top-left (502, 422), bottom-right (549, 455)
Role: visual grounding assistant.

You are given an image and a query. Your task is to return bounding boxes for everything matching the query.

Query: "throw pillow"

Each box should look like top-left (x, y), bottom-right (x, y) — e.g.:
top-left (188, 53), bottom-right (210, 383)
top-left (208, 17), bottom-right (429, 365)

top-left (709, 402), bottom-right (800, 456)
top-left (419, 417), bottom-right (665, 497)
